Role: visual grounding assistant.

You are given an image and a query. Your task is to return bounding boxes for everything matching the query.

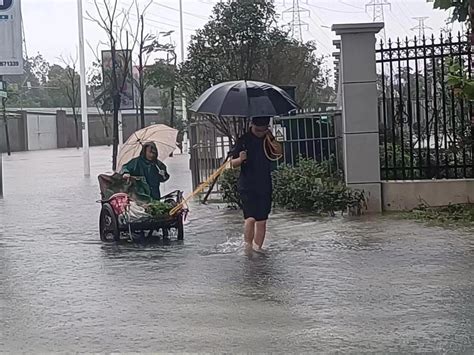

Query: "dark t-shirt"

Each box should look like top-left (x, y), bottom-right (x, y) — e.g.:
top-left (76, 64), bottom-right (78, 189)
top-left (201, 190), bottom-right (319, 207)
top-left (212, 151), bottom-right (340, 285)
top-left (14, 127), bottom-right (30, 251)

top-left (231, 131), bottom-right (272, 195)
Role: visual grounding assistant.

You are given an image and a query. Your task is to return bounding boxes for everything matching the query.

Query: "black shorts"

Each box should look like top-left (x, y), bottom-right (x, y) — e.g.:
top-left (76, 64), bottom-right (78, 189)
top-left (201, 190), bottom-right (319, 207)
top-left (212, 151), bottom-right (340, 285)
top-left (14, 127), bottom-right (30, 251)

top-left (240, 191), bottom-right (272, 221)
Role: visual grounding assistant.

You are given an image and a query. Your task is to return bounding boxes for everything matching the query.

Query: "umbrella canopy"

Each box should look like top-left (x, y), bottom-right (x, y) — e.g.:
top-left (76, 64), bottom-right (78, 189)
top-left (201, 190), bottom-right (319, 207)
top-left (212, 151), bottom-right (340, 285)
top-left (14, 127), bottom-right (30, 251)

top-left (116, 124), bottom-right (178, 172)
top-left (189, 80), bottom-right (299, 118)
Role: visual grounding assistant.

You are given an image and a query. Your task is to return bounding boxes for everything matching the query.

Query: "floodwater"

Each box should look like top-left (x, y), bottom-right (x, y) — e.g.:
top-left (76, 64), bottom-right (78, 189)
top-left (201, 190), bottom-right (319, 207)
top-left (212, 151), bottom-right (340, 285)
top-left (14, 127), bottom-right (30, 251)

top-left (0, 147), bottom-right (473, 353)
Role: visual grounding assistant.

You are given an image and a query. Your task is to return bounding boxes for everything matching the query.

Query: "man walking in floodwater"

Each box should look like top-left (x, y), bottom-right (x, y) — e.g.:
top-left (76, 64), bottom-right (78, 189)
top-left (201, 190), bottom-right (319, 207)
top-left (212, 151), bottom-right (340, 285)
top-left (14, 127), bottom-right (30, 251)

top-left (231, 116), bottom-right (282, 253)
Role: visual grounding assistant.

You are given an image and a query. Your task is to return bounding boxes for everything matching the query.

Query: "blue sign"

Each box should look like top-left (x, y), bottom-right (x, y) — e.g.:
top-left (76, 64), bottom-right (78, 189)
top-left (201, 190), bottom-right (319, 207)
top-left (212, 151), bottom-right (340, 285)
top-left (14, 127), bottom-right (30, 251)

top-left (0, 0), bottom-right (13, 11)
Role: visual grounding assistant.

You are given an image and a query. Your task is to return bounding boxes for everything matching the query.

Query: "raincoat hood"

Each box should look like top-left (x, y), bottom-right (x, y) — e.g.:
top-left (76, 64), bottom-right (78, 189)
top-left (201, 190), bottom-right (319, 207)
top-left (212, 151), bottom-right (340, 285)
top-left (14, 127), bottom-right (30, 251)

top-left (140, 142), bottom-right (159, 163)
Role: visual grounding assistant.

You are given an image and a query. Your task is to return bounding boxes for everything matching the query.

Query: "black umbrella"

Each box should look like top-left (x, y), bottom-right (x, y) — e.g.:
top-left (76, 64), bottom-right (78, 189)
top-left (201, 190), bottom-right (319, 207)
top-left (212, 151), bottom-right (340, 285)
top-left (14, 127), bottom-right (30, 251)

top-left (189, 80), bottom-right (299, 117)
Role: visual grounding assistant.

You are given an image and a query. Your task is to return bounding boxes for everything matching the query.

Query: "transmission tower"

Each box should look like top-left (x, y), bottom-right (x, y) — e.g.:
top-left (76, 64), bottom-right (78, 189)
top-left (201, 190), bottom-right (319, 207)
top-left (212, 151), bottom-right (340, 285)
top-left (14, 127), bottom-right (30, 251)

top-left (366, 0), bottom-right (391, 43)
top-left (411, 17), bottom-right (432, 40)
top-left (282, 0), bottom-right (310, 42)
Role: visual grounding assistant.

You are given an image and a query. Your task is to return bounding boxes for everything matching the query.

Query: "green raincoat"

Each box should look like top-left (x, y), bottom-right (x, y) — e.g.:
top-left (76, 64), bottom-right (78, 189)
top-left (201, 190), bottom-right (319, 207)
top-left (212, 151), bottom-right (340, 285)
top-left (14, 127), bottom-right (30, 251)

top-left (120, 142), bottom-right (170, 200)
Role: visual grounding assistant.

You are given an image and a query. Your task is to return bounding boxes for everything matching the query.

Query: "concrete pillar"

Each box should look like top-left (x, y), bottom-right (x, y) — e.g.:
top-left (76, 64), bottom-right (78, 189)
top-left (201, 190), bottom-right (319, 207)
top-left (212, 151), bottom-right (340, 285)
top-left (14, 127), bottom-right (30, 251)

top-left (19, 111), bottom-right (28, 151)
top-left (0, 154), bottom-right (3, 198)
top-left (332, 22), bottom-right (384, 213)
top-left (332, 41), bottom-right (342, 110)
top-left (56, 110), bottom-right (68, 149)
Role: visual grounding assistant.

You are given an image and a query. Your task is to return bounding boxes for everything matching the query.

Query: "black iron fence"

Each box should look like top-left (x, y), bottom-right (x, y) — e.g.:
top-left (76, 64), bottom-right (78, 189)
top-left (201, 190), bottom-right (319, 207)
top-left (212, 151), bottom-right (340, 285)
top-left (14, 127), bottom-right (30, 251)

top-left (189, 110), bottom-right (342, 193)
top-left (273, 111), bottom-right (342, 169)
top-left (377, 33), bottom-right (473, 180)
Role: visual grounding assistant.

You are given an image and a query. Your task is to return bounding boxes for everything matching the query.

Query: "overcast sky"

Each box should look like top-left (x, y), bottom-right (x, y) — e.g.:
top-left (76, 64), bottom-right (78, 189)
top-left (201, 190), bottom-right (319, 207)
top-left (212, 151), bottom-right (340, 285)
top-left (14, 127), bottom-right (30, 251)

top-left (22, 0), bottom-right (461, 68)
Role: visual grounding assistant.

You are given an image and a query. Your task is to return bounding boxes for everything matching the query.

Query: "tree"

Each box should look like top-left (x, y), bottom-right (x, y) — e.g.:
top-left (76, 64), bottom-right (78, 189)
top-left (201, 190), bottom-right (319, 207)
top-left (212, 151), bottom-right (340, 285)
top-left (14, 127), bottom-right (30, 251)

top-left (147, 58), bottom-right (186, 146)
top-left (428, 0), bottom-right (473, 100)
top-left (48, 57), bottom-right (81, 148)
top-left (88, 60), bottom-right (112, 142)
top-left (88, 0), bottom-right (137, 170)
top-left (5, 54), bottom-right (54, 108)
top-left (179, 0), bottom-right (333, 108)
top-left (147, 55), bottom-right (178, 126)
top-left (134, 0), bottom-right (156, 129)
top-left (27, 53), bottom-right (50, 86)
top-left (428, 0), bottom-right (471, 25)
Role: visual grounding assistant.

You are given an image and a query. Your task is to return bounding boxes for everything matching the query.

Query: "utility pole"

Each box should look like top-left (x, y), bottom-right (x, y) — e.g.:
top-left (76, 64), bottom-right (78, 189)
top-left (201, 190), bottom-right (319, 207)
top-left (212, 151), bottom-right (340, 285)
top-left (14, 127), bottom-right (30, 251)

top-left (411, 17), bottom-right (432, 40)
top-left (179, 0), bottom-right (187, 127)
top-left (366, 0), bottom-right (391, 43)
top-left (160, 31), bottom-right (177, 128)
top-left (1, 97), bottom-right (10, 157)
top-left (282, 0), bottom-right (309, 42)
top-left (0, 77), bottom-right (10, 157)
top-left (77, 0), bottom-right (90, 177)
top-left (139, 14), bottom-right (146, 129)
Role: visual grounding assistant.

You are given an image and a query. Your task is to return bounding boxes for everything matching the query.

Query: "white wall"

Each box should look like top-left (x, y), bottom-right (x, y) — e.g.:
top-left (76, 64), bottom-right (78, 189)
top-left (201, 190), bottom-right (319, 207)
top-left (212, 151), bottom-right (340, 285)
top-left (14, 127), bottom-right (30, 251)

top-left (383, 179), bottom-right (474, 211)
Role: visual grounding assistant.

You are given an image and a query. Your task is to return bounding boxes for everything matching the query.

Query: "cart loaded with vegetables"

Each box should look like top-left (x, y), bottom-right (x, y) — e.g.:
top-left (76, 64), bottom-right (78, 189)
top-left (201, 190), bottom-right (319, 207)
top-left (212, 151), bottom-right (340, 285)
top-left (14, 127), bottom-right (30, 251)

top-left (97, 173), bottom-right (187, 242)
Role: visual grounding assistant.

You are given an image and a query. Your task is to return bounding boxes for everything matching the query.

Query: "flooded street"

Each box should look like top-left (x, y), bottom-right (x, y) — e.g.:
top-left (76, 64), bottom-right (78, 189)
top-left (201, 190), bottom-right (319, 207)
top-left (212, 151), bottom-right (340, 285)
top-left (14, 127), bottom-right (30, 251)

top-left (0, 147), bottom-right (473, 353)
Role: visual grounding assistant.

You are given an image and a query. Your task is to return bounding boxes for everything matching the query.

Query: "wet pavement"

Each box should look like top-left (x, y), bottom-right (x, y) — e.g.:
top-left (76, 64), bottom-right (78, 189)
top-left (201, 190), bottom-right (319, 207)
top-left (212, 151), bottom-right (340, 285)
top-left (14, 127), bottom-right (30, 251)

top-left (0, 147), bottom-right (473, 353)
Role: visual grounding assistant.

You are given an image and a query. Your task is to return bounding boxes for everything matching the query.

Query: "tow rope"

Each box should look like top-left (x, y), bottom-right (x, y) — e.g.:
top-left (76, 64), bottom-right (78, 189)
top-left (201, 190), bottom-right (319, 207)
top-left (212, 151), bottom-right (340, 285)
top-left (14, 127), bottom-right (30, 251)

top-left (169, 132), bottom-right (283, 216)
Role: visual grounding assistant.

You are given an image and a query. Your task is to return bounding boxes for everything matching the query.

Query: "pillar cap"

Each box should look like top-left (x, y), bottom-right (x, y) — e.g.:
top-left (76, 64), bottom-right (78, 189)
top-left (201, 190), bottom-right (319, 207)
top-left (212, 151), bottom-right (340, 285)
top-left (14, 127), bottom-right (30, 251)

top-left (331, 22), bottom-right (384, 35)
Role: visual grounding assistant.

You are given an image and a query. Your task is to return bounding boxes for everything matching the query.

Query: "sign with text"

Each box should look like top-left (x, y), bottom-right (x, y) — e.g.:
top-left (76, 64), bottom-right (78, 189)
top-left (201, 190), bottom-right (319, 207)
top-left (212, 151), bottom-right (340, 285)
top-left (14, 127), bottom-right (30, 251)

top-left (0, 0), bottom-right (23, 75)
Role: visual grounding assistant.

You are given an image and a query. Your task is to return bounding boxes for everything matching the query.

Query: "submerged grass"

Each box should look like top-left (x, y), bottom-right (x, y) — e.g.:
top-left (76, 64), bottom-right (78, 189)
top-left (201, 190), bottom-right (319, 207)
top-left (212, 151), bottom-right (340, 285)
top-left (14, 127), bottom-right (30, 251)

top-left (401, 204), bottom-right (474, 226)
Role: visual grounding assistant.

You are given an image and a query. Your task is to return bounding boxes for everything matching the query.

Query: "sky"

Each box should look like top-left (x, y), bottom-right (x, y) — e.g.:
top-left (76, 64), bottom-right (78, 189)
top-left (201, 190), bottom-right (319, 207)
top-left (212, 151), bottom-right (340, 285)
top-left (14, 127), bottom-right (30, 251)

top-left (21, 0), bottom-right (462, 70)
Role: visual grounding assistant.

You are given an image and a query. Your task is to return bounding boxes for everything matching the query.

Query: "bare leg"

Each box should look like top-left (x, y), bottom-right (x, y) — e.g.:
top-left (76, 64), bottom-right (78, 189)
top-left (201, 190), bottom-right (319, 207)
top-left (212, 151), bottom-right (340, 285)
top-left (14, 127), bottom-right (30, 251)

top-left (244, 218), bottom-right (256, 247)
top-left (254, 220), bottom-right (267, 249)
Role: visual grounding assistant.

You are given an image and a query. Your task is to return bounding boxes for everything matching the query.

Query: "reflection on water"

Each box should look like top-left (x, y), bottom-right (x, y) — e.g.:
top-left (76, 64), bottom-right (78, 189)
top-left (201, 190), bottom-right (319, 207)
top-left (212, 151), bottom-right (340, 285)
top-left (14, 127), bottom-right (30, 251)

top-left (0, 147), bottom-right (473, 353)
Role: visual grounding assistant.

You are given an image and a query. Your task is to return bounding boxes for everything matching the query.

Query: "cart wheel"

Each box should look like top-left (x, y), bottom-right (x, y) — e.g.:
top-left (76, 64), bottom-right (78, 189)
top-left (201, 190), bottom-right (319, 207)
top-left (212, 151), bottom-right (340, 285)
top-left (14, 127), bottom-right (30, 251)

top-left (99, 204), bottom-right (120, 242)
top-left (177, 216), bottom-right (184, 241)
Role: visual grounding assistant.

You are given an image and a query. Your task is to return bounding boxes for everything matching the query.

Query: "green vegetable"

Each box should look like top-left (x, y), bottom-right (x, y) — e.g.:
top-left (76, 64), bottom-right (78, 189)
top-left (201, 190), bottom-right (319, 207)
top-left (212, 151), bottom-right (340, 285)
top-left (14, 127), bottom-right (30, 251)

top-left (145, 201), bottom-right (173, 218)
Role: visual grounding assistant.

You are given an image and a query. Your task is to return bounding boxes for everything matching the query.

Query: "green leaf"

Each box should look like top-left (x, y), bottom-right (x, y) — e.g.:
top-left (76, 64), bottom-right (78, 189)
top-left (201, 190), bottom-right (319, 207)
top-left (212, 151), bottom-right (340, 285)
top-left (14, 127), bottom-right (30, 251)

top-left (432, 0), bottom-right (455, 10)
top-left (463, 81), bottom-right (474, 100)
top-left (447, 76), bottom-right (462, 87)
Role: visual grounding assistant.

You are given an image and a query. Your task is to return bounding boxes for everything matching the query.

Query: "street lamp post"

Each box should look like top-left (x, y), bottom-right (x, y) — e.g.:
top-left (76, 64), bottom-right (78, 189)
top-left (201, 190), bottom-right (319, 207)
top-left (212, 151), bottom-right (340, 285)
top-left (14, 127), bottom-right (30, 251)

top-left (77, 0), bottom-right (90, 177)
top-left (178, 0), bottom-right (187, 124)
top-left (159, 31), bottom-right (177, 128)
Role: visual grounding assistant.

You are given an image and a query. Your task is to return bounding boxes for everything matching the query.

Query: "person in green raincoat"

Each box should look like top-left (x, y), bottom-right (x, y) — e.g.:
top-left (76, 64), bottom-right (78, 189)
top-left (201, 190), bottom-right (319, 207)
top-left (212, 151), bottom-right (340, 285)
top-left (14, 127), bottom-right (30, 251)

top-left (121, 142), bottom-right (170, 200)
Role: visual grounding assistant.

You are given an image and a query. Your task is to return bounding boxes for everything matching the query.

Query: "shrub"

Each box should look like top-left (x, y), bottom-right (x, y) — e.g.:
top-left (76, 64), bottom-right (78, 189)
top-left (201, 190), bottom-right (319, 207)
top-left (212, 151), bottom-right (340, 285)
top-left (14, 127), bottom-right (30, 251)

top-left (219, 158), bottom-right (366, 216)
top-left (219, 168), bottom-right (242, 209)
top-left (272, 158), bottom-right (365, 216)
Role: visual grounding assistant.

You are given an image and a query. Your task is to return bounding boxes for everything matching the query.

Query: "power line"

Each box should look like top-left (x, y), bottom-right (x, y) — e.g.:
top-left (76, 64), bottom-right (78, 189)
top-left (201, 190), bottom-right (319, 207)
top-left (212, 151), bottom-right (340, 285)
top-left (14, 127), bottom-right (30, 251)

top-left (306, 18), bottom-right (333, 53)
top-left (385, 8), bottom-right (412, 38)
top-left (393, 0), bottom-right (412, 22)
top-left (307, 15), bottom-right (332, 43)
top-left (337, 0), bottom-right (365, 10)
top-left (411, 16), bottom-right (432, 40)
top-left (282, 0), bottom-right (310, 42)
top-left (366, 0), bottom-right (390, 22)
top-left (307, 28), bottom-right (332, 53)
top-left (365, 0), bottom-right (391, 42)
top-left (116, 1), bottom-right (204, 30)
top-left (306, 2), bottom-right (365, 14)
top-left (87, 1), bottom-right (196, 33)
top-left (151, 2), bottom-right (209, 21)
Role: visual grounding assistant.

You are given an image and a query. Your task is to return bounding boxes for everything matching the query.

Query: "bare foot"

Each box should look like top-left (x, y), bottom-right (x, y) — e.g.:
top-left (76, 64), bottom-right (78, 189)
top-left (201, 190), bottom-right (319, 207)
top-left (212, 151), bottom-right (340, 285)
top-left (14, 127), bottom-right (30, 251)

top-left (244, 242), bottom-right (254, 256)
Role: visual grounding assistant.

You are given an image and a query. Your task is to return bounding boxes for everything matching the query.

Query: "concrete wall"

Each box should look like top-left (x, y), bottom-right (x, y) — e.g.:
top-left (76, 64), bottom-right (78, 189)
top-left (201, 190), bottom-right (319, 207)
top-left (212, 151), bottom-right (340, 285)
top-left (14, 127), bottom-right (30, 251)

top-left (56, 110), bottom-right (165, 148)
top-left (1, 109), bottom-right (166, 152)
top-left (0, 111), bottom-right (27, 153)
top-left (382, 180), bottom-right (474, 211)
